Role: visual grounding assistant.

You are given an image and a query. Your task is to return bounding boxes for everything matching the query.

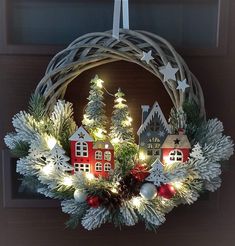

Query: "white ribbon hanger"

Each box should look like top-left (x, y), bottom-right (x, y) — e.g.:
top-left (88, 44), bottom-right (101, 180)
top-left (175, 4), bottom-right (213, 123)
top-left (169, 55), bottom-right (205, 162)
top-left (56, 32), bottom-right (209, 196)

top-left (112, 0), bottom-right (130, 39)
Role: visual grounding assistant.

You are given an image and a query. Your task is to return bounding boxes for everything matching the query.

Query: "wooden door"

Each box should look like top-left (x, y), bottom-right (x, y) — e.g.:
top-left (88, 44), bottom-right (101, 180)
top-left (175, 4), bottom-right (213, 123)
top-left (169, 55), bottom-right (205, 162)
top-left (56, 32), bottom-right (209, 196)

top-left (0, 1), bottom-right (234, 245)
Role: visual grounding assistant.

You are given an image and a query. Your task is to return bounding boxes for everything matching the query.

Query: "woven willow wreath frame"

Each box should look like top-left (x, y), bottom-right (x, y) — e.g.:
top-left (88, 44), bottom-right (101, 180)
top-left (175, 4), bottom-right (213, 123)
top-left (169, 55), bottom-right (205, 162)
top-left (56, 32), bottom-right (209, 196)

top-left (5, 28), bottom-right (233, 231)
top-left (35, 29), bottom-right (205, 117)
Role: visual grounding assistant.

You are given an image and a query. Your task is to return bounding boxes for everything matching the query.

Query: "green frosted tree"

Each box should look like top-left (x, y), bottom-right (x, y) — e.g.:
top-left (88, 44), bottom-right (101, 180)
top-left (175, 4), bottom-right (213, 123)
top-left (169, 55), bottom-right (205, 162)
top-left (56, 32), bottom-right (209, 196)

top-left (110, 88), bottom-right (134, 145)
top-left (82, 75), bottom-right (107, 140)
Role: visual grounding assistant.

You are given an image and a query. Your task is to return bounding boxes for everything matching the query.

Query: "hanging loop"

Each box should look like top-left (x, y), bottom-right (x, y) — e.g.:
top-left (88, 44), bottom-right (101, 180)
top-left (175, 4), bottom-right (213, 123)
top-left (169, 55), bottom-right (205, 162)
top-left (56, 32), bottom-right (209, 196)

top-left (112, 0), bottom-right (129, 39)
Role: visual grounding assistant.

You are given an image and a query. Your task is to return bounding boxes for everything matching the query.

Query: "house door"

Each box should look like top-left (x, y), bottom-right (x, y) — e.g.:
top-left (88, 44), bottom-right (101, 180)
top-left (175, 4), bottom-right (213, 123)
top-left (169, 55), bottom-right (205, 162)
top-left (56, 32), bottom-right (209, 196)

top-left (0, 1), bottom-right (234, 245)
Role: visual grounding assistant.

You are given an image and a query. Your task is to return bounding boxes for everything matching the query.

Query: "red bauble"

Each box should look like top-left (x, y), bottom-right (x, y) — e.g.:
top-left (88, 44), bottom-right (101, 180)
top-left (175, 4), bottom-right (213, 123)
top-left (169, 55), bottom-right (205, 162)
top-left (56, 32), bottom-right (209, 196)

top-left (130, 164), bottom-right (150, 181)
top-left (158, 184), bottom-right (176, 199)
top-left (86, 196), bottom-right (101, 208)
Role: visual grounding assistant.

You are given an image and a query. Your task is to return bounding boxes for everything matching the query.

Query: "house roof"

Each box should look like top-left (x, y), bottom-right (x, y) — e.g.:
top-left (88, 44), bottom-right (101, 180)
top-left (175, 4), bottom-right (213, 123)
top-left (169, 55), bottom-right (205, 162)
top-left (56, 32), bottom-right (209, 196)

top-left (161, 134), bottom-right (191, 149)
top-left (93, 140), bottom-right (114, 150)
top-left (69, 125), bottom-right (93, 142)
top-left (137, 101), bottom-right (170, 135)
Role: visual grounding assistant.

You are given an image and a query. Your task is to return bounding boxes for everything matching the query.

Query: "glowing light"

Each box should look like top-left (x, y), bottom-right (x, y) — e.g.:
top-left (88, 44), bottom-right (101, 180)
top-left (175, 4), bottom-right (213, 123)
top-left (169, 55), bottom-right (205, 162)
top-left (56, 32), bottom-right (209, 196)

top-left (47, 137), bottom-right (57, 150)
top-left (116, 97), bottom-right (125, 104)
top-left (42, 164), bottom-right (54, 176)
top-left (111, 187), bottom-right (118, 194)
top-left (123, 116), bottom-right (133, 126)
top-left (95, 78), bottom-right (104, 88)
top-left (85, 172), bottom-right (95, 181)
top-left (111, 137), bottom-right (121, 145)
top-left (63, 176), bottom-right (73, 186)
top-left (172, 181), bottom-right (183, 189)
top-left (83, 114), bottom-right (94, 124)
top-left (161, 199), bottom-right (167, 205)
top-left (94, 128), bottom-right (105, 139)
top-left (139, 152), bottom-right (146, 161)
top-left (105, 144), bottom-right (109, 149)
top-left (131, 197), bottom-right (142, 208)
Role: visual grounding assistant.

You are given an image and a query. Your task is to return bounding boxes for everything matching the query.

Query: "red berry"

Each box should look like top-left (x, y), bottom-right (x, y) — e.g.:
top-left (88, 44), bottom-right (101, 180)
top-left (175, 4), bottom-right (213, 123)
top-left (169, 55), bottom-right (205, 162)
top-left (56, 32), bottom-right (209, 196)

top-left (86, 196), bottom-right (101, 208)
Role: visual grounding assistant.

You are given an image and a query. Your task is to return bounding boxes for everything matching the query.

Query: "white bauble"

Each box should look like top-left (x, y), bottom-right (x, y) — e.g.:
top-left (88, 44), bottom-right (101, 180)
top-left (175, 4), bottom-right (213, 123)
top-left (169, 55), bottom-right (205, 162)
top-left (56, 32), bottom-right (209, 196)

top-left (140, 183), bottom-right (157, 200)
top-left (74, 189), bottom-right (87, 203)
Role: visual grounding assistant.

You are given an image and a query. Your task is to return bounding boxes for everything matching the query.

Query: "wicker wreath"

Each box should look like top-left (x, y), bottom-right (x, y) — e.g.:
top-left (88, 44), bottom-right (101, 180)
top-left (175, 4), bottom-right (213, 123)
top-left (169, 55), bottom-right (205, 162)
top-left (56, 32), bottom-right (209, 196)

top-left (4, 29), bottom-right (233, 231)
top-left (35, 29), bottom-right (205, 117)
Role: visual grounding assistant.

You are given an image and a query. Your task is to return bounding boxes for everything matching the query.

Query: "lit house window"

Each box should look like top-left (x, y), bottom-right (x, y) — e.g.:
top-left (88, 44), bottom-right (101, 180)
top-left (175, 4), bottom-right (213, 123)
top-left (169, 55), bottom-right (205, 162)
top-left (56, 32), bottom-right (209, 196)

top-left (169, 149), bottom-right (183, 162)
top-left (95, 151), bottom-right (102, 160)
top-left (95, 162), bottom-right (102, 172)
top-left (104, 163), bottom-right (111, 171)
top-left (147, 137), bottom-right (161, 156)
top-left (76, 142), bottom-right (88, 157)
top-left (74, 163), bottom-right (90, 173)
top-left (104, 151), bottom-right (111, 161)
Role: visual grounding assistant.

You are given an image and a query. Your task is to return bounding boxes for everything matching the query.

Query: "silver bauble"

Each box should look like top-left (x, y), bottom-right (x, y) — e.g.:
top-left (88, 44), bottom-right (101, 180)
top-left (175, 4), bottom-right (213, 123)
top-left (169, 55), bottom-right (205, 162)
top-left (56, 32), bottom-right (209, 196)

top-left (140, 183), bottom-right (157, 200)
top-left (74, 189), bottom-right (87, 203)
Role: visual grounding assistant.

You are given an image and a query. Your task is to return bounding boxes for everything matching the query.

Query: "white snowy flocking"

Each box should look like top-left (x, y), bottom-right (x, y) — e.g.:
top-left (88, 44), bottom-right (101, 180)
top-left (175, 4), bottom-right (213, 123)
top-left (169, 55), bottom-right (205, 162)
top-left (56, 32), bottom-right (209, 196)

top-left (145, 159), bottom-right (168, 186)
top-left (46, 144), bottom-right (73, 172)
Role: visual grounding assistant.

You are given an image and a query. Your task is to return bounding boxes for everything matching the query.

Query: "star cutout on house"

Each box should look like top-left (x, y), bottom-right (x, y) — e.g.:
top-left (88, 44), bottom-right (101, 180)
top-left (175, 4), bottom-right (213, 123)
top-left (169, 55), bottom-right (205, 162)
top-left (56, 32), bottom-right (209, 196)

top-left (141, 50), bottom-right (154, 64)
top-left (174, 138), bottom-right (181, 145)
top-left (176, 79), bottom-right (190, 93)
top-left (78, 132), bottom-right (85, 139)
top-left (159, 62), bottom-right (179, 82)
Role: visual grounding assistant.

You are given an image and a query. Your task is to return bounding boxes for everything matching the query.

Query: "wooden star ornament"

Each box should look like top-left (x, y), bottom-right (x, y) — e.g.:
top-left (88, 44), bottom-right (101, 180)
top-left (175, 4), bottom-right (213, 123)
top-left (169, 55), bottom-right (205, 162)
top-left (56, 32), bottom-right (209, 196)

top-left (176, 79), bottom-right (190, 93)
top-left (141, 50), bottom-right (154, 64)
top-left (159, 62), bottom-right (179, 82)
top-left (78, 132), bottom-right (85, 139)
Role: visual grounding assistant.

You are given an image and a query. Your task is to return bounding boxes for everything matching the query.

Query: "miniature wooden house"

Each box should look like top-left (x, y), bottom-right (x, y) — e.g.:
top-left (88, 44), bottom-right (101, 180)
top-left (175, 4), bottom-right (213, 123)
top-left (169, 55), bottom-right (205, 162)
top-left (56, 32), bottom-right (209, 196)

top-left (69, 126), bottom-right (114, 178)
top-left (161, 130), bottom-right (191, 165)
top-left (93, 141), bottom-right (114, 178)
top-left (137, 101), bottom-right (170, 162)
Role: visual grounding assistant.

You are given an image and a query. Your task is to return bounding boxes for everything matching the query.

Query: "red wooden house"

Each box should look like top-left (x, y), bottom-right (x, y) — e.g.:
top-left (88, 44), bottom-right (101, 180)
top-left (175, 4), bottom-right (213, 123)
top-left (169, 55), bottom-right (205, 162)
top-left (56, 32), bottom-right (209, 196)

top-left (161, 129), bottom-right (191, 165)
top-left (69, 126), bottom-right (114, 178)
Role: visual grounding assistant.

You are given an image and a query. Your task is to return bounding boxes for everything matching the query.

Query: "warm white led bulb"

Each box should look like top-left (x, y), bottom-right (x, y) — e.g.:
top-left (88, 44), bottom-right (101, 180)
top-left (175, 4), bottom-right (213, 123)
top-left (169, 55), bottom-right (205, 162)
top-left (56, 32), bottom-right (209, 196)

top-left (131, 197), bottom-right (142, 208)
top-left (85, 172), bottom-right (95, 181)
top-left (63, 176), bottom-right (73, 187)
top-left (172, 181), bottom-right (183, 189)
top-left (139, 152), bottom-right (146, 161)
top-left (111, 137), bottom-right (120, 145)
top-left (96, 78), bottom-right (104, 88)
top-left (94, 128), bottom-right (104, 139)
top-left (42, 164), bottom-right (54, 176)
top-left (83, 114), bottom-right (94, 124)
top-left (47, 137), bottom-right (57, 150)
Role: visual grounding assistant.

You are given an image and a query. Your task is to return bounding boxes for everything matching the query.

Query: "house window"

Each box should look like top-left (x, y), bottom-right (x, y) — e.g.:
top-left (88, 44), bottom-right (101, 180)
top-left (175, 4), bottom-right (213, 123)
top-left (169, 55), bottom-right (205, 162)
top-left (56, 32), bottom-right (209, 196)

top-left (147, 137), bottom-right (161, 156)
top-left (74, 163), bottom-right (90, 173)
top-left (95, 162), bottom-right (102, 172)
top-left (76, 142), bottom-right (88, 157)
top-left (104, 151), bottom-right (111, 161)
top-left (169, 149), bottom-right (183, 162)
top-left (104, 163), bottom-right (111, 171)
top-left (95, 151), bottom-right (102, 160)
top-left (150, 121), bottom-right (160, 132)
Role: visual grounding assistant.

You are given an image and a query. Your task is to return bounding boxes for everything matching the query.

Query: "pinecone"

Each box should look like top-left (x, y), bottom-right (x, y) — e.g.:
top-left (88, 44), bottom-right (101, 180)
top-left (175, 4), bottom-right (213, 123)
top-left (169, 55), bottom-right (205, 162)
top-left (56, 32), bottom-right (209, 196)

top-left (118, 174), bottom-right (142, 200)
top-left (101, 190), bottom-right (122, 211)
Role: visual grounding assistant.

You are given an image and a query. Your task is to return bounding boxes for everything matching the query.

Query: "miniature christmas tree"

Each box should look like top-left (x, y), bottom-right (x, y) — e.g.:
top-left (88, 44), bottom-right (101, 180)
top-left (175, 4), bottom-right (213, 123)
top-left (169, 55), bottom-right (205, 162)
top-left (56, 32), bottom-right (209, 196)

top-left (110, 88), bottom-right (134, 145)
top-left (190, 143), bottom-right (205, 160)
top-left (145, 159), bottom-right (168, 186)
top-left (46, 144), bottom-right (73, 172)
top-left (82, 75), bottom-right (108, 140)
